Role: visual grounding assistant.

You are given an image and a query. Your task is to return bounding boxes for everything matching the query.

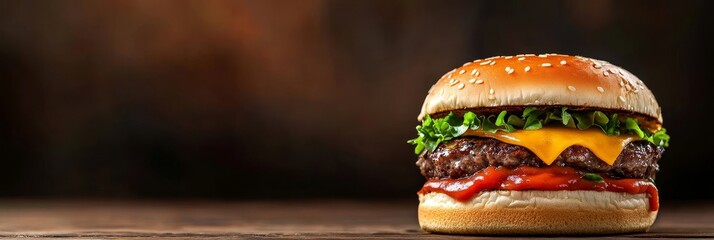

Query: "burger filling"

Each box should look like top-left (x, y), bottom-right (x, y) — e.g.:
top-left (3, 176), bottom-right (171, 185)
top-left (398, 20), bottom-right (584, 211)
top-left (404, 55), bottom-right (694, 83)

top-left (417, 165), bottom-right (660, 211)
top-left (417, 137), bottom-right (662, 180)
top-left (409, 107), bottom-right (669, 211)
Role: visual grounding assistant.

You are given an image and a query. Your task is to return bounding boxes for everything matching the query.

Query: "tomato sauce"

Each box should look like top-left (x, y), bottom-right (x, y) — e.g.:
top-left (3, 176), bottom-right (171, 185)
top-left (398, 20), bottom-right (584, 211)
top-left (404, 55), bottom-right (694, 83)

top-left (418, 166), bottom-right (659, 211)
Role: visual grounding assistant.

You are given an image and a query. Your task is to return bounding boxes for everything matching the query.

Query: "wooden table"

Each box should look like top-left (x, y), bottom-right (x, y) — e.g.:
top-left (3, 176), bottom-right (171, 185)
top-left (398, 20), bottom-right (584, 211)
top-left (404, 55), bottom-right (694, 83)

top-left (0, 200), bottom-right (712, 239)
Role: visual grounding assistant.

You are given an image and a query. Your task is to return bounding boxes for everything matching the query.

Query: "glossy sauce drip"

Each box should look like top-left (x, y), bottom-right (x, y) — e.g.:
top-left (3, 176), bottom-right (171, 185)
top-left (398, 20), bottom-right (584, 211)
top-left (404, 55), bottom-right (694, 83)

top-left (419, 166), bottom-right (659, 211)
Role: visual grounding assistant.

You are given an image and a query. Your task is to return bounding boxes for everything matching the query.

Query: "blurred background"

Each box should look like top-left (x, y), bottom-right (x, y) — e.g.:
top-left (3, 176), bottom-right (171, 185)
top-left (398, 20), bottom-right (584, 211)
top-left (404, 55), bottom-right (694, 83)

top-left (0, 0), bottom-right (711, 201)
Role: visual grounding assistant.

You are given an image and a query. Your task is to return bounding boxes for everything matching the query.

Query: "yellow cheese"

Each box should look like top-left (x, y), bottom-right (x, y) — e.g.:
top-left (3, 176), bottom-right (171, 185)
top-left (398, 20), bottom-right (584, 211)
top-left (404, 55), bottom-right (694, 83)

top-left (462, 128), bottom-right (637, 165)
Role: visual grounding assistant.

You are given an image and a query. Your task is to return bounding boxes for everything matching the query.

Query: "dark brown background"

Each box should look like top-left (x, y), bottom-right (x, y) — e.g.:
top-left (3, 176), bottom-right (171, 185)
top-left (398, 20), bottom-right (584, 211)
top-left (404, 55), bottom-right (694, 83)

top-left (0, 0), bottom-right (711, 201)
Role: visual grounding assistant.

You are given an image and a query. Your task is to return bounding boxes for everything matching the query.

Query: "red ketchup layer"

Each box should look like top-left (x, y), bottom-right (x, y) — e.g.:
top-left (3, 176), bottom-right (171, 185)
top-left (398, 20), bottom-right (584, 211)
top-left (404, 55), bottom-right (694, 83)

top-left (418, 166), bottom-right (659, 211)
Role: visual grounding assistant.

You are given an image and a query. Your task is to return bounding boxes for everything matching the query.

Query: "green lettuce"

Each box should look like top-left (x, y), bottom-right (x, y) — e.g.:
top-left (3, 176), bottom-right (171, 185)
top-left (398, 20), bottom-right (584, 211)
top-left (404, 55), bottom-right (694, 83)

top-left (408, 107), bottom-right (670, 155)
top-left (582, 173), bottom-right (605, 183)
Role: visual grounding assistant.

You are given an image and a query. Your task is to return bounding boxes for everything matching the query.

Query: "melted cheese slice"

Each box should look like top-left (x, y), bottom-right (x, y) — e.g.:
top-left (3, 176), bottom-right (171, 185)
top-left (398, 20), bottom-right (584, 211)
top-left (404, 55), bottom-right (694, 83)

top-left (462, 128), bottom-right (637, 165)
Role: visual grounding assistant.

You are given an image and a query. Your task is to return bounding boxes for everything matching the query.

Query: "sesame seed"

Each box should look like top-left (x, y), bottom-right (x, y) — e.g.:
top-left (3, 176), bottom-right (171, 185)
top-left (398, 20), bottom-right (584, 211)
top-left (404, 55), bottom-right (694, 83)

top-left (619, 96), bottom-right (626, 103)
top-left (619, 81), bottom-right (625, 87)
top-left (625, 84), bottom-right (632, 91)
top-left (538, 54), bottom-right (547, 58)
top-left (457, 83), bottom-right (465, 89)
top-left (489, 61), bottom-right (496, 66)
top-left (568, 86), bottom-right (576, 91)
top-left (468, 78), bottom-right (476, 83)
top-left (517, 57), bottom-right (526, 61)
top-left (541, 63), bottom-right (552, 67)
top-left (488, 95), bottom-right (496, 100)
top-left (463, 62), bottom-right (472, 66)
top-left (597, 86), bottom-right (605, 93)
top-left (449, 79), bottom-right (459, 86)
top-left (593, 63), bottom-right (602, 69)
top-left (505, 56), bottom-right (513, 59)
top-left (440, 89), bottom-right (445, 96)
top-left (505, 67), bottom-right (514, 74)
top-left (480, 61), bottom-right (491, 66)
top-left (475, 79), bottom-right (484, 84)
top-left (525, 54), bottom-right (536, 56)
top-left (524, 66), bottom-right (531, 72)
top-left (603, 71), bottom-right (609, 76)
top-left (447, 74), bottom-right (452, 79)
top-left (560, 60), bottom-right (567, 65)
top-left (459, 69), bottom-right (466, 74)
top-left (489, 88), bottom-right (495, 94)
top-left (471, 69), bottom-right (480, 76)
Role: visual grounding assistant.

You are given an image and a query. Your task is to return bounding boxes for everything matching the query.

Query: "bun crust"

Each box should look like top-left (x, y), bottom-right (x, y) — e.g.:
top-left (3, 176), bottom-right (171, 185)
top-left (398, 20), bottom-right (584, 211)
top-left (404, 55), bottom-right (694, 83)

top-left (418, 191), bottom-right (657, 235)
top-left (418, 54), bottom-right (662, 123)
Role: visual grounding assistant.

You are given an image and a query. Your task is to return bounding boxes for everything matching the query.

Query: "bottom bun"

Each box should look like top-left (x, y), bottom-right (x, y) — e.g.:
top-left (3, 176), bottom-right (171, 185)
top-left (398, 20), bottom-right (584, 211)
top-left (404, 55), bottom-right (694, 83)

top-left (418, 191), bottom-right (657, 235)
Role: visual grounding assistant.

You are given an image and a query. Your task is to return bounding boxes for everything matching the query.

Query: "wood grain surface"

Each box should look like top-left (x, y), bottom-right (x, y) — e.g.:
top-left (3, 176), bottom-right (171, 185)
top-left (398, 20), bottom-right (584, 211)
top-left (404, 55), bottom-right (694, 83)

top-left (0, 200), bottom-right (712, 239)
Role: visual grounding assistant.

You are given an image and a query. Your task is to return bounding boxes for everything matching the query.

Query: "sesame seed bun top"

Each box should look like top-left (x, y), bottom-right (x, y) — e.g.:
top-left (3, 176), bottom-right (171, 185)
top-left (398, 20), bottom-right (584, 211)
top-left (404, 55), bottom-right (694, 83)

top-left (418, 54), bottom-right (662, 124)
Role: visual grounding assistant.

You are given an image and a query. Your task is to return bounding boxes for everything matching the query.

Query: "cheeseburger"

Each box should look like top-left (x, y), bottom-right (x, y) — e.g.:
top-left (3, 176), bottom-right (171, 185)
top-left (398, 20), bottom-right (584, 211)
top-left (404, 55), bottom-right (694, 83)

top-left (409, 54), bottom-right (669, 235)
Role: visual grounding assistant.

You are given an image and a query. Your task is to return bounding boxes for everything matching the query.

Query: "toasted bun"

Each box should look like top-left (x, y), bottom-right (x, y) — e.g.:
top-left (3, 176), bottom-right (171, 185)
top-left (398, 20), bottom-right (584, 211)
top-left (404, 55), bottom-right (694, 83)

top-left (418, 191), bottom-right (657, 235)
top-left (418, 54), bottom-right (662, 124)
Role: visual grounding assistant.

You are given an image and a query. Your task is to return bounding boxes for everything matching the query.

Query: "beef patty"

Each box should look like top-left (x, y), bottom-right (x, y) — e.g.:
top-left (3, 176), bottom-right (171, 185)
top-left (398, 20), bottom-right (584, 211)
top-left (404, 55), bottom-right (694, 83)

top-left (416, 137), bottom-right (662, 180)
